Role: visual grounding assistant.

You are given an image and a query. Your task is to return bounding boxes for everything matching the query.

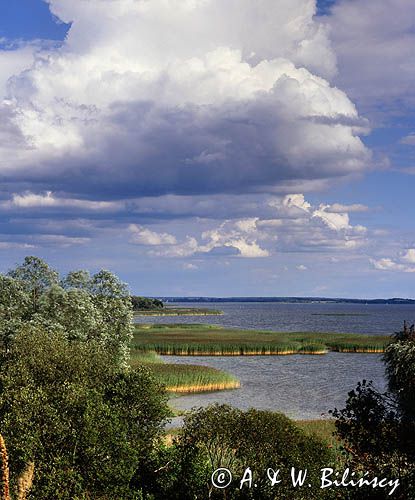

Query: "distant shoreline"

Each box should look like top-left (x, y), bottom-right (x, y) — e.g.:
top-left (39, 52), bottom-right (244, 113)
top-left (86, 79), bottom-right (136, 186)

top-left (156, 296), bottom-right (415, 305)
top-left (134, 307), bottom-right (223, 317)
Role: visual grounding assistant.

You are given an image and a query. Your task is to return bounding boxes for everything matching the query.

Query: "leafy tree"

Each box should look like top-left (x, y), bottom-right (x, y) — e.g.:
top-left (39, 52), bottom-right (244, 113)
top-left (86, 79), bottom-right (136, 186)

top-left (331, 322), bottom-right (415, 499)
top-left (1, 258), bottom-right (134, 366)
top-left (0, 328), bottom-right (170, 499)
top-left (89, 270), bottom-right (134, 367)
top-left (34, 285), bottom-right (101, 342)
top-left (131, 297), bottom-right (164, 311)
top-left (7, 256), bottom-right (59, 313)
top-left (0, 276), bottom-right (30, 352)
top-left (61, 270), bottom-right (92, 291)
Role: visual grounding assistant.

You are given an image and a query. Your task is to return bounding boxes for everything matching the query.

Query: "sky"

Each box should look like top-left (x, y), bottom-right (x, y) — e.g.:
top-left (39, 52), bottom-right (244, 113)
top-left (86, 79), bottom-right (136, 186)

top-left (0, 0), bottom-right (414, 298)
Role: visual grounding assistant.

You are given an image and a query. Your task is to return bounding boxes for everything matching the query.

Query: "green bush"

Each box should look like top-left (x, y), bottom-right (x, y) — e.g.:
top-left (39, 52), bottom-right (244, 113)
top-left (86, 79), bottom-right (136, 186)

top-left (0, 329), bottom-right (170, 499)
top-left (331, 322), bottom-right (415, 499)
top-left (139, 404), bottom-right (337, 500)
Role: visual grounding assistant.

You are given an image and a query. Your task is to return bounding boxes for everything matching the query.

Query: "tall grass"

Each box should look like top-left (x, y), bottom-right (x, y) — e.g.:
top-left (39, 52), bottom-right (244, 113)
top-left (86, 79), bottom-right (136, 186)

top-left (137, 342), bottom-right (328, 356)
top-left (296, 420), bottom-right (344, 460)
top-left (133, 324), bottom-right (390, 356)
top-left (135, 308), bottom-right (222, 316)
top-left (130, 351), bottom-right (240, 393)
top-left (148, 363), bottom-right (240, 392)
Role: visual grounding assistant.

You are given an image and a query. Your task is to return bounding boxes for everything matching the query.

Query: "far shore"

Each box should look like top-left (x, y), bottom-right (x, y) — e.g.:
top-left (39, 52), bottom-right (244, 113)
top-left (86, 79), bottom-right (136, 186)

top-left (134, 307), bottom-right (223, 317)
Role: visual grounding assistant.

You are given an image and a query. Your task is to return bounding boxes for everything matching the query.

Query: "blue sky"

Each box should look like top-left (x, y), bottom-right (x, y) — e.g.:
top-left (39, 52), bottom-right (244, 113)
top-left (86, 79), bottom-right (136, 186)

top-left (0, 0), bottom-right (414, 298)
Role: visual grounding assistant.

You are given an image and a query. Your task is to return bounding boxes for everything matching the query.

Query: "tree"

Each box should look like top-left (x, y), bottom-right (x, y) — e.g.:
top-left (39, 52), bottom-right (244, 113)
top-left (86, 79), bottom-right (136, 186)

top-left (61, 270), bottom-right (92, 291)
top-left (7, 256), bottom-right (59, 313)
top-left (0, 276), bottom-right (30, 353)
top-left (131, 297), bottom-right (164, 311)
top-left (331, 322), bottom-right (415, 499)
top-left (0, 329), bottom-right (170, 499)
top-left (34, 285), bottom-right (101, 342)
top-left (89, 270), bottom-right (134, 367)
top-left (1, 258), bottom-right (134, 367)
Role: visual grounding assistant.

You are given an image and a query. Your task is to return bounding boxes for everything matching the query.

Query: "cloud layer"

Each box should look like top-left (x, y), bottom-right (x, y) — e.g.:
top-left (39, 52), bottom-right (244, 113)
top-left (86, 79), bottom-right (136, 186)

top-left (0, 0), bottom-right (370, 200)
top-left (127, 193), bottom-right (368, 258)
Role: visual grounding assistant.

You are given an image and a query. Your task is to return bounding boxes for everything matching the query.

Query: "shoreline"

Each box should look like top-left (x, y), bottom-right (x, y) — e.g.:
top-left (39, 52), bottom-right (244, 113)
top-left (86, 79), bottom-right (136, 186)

top-left (134, 308), bottom-right (223, 317)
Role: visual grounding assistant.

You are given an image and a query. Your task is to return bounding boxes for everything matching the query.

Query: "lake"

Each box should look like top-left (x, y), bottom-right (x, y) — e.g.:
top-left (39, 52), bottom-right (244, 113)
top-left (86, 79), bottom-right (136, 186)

top-left (135, 302), bottom-right (415, 420)
top-left (135, 301), bottom-right (415, 335)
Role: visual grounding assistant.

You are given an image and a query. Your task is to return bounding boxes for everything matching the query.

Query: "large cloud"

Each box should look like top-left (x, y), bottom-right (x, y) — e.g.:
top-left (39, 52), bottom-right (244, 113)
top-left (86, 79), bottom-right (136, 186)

top-left (0, 0), bottom-right (370, 199)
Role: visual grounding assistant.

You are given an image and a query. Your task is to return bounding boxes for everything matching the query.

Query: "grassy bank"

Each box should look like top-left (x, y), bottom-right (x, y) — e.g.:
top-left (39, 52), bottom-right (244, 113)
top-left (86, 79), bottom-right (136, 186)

top-left (133, 323), bottom-right (390, 355)
top-left (130, 351), bottom-right (240, 393)
top-left (134, 307), bottom-right (223, 316)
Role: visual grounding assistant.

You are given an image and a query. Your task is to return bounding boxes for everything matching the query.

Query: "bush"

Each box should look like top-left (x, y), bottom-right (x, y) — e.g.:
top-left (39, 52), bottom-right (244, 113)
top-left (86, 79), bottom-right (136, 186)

top-left (139, 404), bottom-right (336, 499)
top-left (331, 322), bottom-right (415, 499)
top-left (0, 329), bottom-right (170, 499)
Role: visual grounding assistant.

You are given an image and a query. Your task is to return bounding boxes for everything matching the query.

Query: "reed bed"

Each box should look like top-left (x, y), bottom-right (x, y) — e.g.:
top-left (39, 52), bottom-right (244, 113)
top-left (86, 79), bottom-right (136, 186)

top-left (136, 342), bottom-right (329, 356)
top-left (130, 351), bottom-right (162, 366)
top-left (135, 308), bottom-right (222, 316)
top-left (133, 324), bottom-right (390, 356)
top-left (148, 363), bottom-right (239, 393)
top-left (130, 351), bottom-right (240, 393)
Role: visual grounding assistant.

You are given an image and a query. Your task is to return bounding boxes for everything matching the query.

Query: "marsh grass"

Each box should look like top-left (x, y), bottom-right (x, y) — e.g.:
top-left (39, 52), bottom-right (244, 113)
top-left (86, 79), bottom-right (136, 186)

top-left (133, 324), bottom-right (390, 356)
top-left (147, 363), bottom-right (240, 392)
top-left (135, 308), bottom-right (222, 316)
top-left (130, 351), bottom-right (240, 393)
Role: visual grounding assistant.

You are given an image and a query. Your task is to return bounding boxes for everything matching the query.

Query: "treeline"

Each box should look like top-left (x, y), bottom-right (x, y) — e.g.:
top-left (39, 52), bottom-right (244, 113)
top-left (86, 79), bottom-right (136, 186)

top-left (161, 296), bottom-right (415, 304)
top-left (131, 296), bottom-right (164, 311)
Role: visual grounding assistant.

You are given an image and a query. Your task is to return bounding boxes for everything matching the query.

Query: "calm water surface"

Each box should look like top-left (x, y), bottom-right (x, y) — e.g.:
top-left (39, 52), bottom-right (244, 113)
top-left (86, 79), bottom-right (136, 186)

top-left (135, 301), bottom-right (415, 335)
top-left (165, 353), bottom-right (385, 421)
top-left (135, 302), bottom-right (415, 421)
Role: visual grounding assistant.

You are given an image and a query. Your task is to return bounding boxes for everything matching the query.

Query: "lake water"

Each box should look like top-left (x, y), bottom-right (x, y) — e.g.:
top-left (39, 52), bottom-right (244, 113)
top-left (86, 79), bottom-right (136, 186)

top-left (135, 302), bottom-right (415, 421)
top-left (135, 301), bottom-right (415, 335)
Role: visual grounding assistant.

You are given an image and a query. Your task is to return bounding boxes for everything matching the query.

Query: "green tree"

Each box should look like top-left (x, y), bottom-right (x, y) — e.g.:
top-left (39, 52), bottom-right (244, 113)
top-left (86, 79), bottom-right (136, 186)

top-left (61, 270), bottom-right (92, 291)
top-left (0, 328), bottom-right (170, 499)
top-left (1, 258), bottom-right (134, 366)
top-left (331, 322), bottom-right (415, 499)
top-left (34, 285), bottom-right (101, 342)
top-left (7, 256), bottom-right (59, 313)
top-left (0, 276), bottom-right (30, 352)
top-left (131, 297), bottom-right (164, 311)
top-left (90, 270), bottom-right (134, 367)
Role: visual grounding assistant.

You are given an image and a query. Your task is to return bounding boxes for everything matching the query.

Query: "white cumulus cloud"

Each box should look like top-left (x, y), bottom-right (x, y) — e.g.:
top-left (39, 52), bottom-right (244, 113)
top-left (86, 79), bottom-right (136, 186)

top-left (0, 0), bottom-right (370, 199)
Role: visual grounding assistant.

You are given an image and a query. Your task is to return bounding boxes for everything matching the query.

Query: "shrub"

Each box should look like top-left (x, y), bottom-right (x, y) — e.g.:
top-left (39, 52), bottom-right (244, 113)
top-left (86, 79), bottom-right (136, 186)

top-left (0, 329), bottom-right (170, 499)
top-left (331, 322), bottom-right (415, 499)
top-left (140, 404), bottom-right (336, 499)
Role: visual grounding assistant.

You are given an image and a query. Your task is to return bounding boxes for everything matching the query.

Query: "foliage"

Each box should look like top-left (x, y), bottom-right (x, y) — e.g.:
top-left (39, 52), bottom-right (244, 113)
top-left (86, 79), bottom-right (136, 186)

top-left (0, 329), bottom-right (170, 500)
top-left (0, 257), bottom-right (134, 366)
top-left (0, 277), bottom-right (30, 353)
top-left (138, 404), bottom-right (336, 500)
top-left (131, 297), bottom-right (164, 311)
top-left (7, 256), bottom-right (59, 314)
top-left (331, 322), bottom-right (415, 499)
